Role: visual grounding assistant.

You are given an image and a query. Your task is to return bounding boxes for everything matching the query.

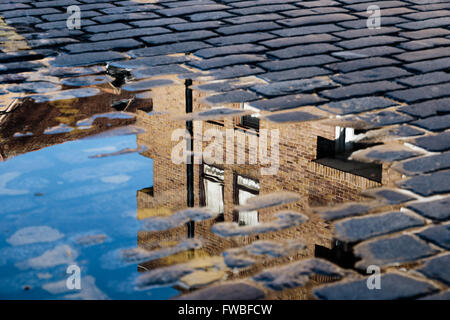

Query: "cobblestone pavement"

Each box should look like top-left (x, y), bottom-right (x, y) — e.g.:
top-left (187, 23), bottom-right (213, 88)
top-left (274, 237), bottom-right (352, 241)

top-left (0, 0), bottom-right (449, 299)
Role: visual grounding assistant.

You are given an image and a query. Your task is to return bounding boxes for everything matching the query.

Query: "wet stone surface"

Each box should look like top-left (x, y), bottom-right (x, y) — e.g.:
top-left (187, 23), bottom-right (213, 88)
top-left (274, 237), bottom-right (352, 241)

top-left (398, 170), bottom-right (450, 197)
top-left (253, 258), bottom-right (346, 291)
top-left (417, 254), bottom-right (450, 286)
top-left (361, 188), bottom-right (417, 205)
top-left (174, 282), bottom-right (265, 300)
top-left (354, 235), bottom-right (439, 270)
top-left (316, 203), bottom-right (373, 221)
top-left (416, 225), bottom-right (450, 250)
top-left (314, 273), bottom-right (439, 300)
top-left (334, 211), bottom-right (425, 243)
top-left (393, 152), bottom-right (450, 176)
top-left (407, 197), bottom-right (450, 222)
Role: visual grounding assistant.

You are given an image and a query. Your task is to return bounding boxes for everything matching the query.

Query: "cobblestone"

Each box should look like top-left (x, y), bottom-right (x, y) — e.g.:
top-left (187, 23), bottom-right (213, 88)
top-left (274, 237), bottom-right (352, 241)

top-left (354, 234), bottom-right (439, 269)
top-left (335, 211), bottom-right (425, 243)
top-left (407, 197), bottom-right (450, 222)
top-left (417, 254), bottom-right (450, 286)
top-left (314, 273), bottom-right (439, 300)
top-left (398, 170), bottom-right (450, 197)
top-left (417, 225), bottom-right (450, 250)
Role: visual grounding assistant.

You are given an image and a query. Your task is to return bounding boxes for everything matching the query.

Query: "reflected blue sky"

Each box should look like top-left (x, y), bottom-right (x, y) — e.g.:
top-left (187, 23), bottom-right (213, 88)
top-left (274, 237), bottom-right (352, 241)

top-left (0, 133), bottom-right (177, 299)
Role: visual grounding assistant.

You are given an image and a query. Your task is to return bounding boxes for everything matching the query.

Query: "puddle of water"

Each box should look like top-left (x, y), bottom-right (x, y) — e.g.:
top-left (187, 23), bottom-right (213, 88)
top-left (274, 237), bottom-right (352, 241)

top-left (0, 69), bottom-right (389, 299)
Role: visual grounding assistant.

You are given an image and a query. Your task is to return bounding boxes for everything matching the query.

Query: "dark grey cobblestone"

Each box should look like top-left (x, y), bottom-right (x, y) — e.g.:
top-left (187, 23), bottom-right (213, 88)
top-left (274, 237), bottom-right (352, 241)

top-left (204, 89), bottom-right (259, 105)
top-left (64, 38), bottom-right (142, 53)
top-left (354, 234), bottom-right (439, 269)
top-left (336, 36), bottom-right (406, 50)
top-left (89, 27), bottom-right (169, 42)
top-left (362, 188), bottom-right (417, 205)
top-left (131, 65), bottom-right (191, 79)
top-left (320, 81), bottom-right (404, 100)
top-left (207, 64), bottom-right (264, 80)
top-left (331, 67), bottom-right (411, 85)
top-left (93, 12), bottom-right (160, 24)
top-left (412, 131), bottom-right (450, 152)
top-left (393, 153), bottom-right (450, 176)
top-left (416, 225), bottom-right (450, 250)
top-left (318, 96), bottom-right (396, 115)
top-left (262, 110), bottom-right (324, 123)
top-left (142, 30), bottom-right (217, 45)
top-left (268, 43), bottom-right (340, 59)
top-left (51, 51), bottom-right (127, 67)
top-left (407, 197), bottom-right (450, 222)
top-left (259, 55), bottom-right (338, 72)
top-left (335, 211), bottom-right (425, 243)
top-left (397, 72), bottom-right (450, 87)
top-left (417, 254), bottom-right (450, 286)
top-left (195, 44), bottom-right (266, 59)
top-left (331, 46), bottom-right (405, 60)
top-left (399, 37), bottom-right (450, 51)
top-left (261, 34), bottom-right (338, 49)
top-left (216, 21), bottom-right (280, 35)
top-left (259, 66), bottom-right (331, 82)
top-left (317, 203), bottom-right (372, 221)
top-left (250, 77), bottom-right (335, 97)
top-left (387, 83), bottom-right (450, 103)
top-left (399, 28), bottom-right (450, 40)
top-left (399, 98), bottom-right (450, 118)
top-left (412, 114), bottom-right (450, 132)
top-left (249, 94), bottom-right (327, 112)
top-left (326, 57), bottom-right (400, 73)
top-left (353, 144), bottom-right (422, 162)
top-left (206, 32), bottom-right (275, 46)
top-left (175, 282), bottom-right (265, 300)
top-left (279, 13), bottom-right (357, 28)
top-left (129, 41), bottom-right (211, 57)
top-left (253, 258), bottom-right (345, 291)
top-left (187, 54), bottom-right (266, 70)
top-left (421, 290), bottom-right (450, 300)
top-left (398, 170), bottom-right (450, 197)
top-left (395, 47), bottom-right (450, 62)
top-left (405, 57), bottom-right (450, 73)
top-left (314, 273), bottom-right (439, 300)
top-left (272, 24), bottom-right (344, 37)
top-left (332, 27), bottom-right (400, 40)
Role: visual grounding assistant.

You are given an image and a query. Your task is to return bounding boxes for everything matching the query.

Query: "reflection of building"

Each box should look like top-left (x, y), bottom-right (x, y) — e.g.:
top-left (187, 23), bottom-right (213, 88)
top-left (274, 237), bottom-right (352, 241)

top-left (134, 79), bottom-right (386, 280)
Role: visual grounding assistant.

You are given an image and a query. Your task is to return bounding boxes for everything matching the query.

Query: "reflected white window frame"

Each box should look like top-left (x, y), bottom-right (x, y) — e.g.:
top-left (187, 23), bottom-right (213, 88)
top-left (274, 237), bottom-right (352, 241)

top-left (201, 164), bottom-right (224, 215)
top-left (335, 126), bottom-right (355, 154)
top-left (234, 174), bottom-right (260, 226)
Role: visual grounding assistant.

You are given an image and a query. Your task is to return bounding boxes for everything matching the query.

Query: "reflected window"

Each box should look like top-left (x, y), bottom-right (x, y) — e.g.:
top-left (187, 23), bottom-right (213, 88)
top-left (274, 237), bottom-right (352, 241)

top-left (201, 165), bottom-right (224, 215)
top-left (335, 126), bottom-right (355, 154)
top-left (234, 175), bottom-right (260, 226)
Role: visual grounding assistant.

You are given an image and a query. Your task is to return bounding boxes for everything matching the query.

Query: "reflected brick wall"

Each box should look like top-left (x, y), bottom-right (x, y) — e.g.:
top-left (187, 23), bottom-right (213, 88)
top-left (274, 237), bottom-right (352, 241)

top-left (135, 80), bottom-right (385, 265)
